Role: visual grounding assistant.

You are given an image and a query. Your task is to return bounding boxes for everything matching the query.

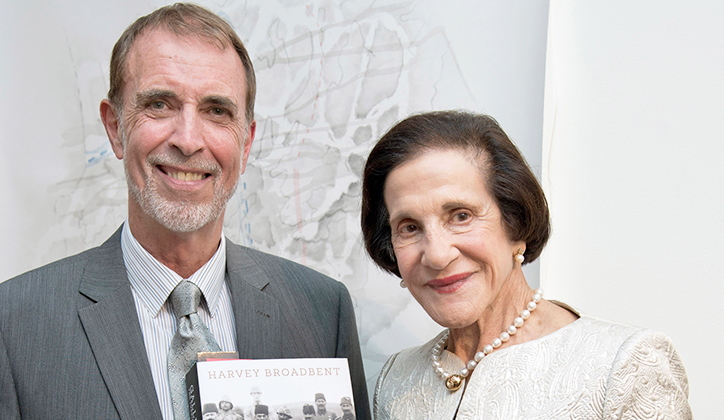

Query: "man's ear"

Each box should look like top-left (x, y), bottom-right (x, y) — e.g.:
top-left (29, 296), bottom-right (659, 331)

top-left (100, 99), bottom-right (124, 159)
top-left (240, 120), bottom-right (257, 174)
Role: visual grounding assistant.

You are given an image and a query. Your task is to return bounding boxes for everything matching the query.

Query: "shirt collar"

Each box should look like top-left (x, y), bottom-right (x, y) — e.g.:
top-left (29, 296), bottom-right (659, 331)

top-left (121, 221), bottom-right (227, 317)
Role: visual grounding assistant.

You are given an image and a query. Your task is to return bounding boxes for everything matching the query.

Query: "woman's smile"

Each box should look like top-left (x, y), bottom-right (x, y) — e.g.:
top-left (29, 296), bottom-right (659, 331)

top-left (426, 272), bottom-right (472, 294)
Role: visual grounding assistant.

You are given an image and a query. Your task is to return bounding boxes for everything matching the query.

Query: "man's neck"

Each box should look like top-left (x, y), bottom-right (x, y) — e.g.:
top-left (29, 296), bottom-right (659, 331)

top-left (128, 208), bottom-right (224, 279)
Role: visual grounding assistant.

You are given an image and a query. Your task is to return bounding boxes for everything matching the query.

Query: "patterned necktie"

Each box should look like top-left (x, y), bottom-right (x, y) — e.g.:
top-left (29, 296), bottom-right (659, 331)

top-left (167, 280), bottom-right (221, 420)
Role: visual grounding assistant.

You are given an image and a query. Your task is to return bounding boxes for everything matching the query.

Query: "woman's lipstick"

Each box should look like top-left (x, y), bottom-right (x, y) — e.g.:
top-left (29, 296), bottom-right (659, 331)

top-left (427, 273), bottom-right (471, 294)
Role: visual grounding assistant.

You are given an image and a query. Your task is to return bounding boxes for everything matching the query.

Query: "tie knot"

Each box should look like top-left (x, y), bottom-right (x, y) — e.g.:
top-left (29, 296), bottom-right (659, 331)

top-left (169, 280), bottom-right (202, 318)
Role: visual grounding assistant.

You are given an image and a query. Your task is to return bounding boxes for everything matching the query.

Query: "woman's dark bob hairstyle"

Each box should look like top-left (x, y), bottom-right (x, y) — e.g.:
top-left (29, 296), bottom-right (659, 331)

top-left (361, 110), bottom-right (550, 277)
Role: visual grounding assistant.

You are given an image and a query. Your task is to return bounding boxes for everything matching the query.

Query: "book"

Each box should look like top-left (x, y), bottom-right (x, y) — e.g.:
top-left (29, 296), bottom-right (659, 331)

top-left (187, 357), bottom-right (357, 420)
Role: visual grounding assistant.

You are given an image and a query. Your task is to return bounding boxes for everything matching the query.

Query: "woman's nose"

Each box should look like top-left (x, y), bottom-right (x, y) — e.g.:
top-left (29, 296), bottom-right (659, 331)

top-left (420, 229), bottom-right (459, 270)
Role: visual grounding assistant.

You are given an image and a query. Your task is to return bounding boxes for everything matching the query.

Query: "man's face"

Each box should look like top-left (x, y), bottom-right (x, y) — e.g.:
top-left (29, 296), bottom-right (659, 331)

top-left (219, 401), bottom-right (232, 411)
top-left (251, 390), bottom-right (262, 403)
top-left (255, 415), bottom-right (268, 420)
top-left (341, 403), bottom-right (352, 413)
top-left (315, 398), bottom-right (326, 409)
top-left (303, 415), bottom-right (314, 420)
top-left (203, 413), bottom-right (218, 420)
top-left (104, 28), bottom-right (255, 233)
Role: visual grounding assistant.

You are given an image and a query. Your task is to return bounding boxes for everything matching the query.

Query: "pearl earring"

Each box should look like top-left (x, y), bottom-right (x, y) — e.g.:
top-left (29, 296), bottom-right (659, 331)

top-left (514, 248), bottom-right (525, 264)
top-left (400, 279), bottom-right (407, 288)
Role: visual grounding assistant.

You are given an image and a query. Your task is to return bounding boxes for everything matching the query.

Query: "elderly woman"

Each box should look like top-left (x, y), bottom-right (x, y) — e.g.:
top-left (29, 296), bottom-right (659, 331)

top-left (361, 111), bottom-right (691, 419)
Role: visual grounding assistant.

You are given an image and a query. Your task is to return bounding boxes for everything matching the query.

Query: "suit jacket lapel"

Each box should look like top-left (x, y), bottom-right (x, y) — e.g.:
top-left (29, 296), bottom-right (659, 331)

top-left (78, 227), bottom-right (162, 420)
top-left (225, 240), bottom-right (282, 359)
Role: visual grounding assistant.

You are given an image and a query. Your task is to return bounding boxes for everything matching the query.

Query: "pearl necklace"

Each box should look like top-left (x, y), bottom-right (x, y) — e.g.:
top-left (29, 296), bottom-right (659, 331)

top-left (431, 288), bottom-right (543, 391)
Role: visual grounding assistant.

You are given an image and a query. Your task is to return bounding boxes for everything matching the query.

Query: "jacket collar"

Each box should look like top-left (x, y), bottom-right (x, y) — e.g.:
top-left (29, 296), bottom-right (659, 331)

top-left (77, 226), bottom-right (164, 420)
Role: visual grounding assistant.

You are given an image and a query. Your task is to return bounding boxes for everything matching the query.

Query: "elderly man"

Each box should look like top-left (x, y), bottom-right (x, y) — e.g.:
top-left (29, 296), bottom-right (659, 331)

top-left (0, 4), bottom-right (368, 420)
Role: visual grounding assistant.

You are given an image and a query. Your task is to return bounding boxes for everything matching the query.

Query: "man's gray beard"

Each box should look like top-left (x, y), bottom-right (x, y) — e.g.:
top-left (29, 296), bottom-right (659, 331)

top-left (120, 130), bottom-right (239, 233)
top-left (125, 160), bottom-right (237, 233)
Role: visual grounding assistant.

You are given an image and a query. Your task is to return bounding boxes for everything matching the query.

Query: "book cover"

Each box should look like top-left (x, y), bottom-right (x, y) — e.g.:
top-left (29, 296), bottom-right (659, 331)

top-left (187, 358), bottom-right (357, 420)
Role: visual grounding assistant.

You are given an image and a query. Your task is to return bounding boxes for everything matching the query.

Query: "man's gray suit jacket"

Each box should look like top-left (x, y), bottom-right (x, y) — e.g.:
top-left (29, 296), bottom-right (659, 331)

top-left (0, 227), bottom-right (370, 420)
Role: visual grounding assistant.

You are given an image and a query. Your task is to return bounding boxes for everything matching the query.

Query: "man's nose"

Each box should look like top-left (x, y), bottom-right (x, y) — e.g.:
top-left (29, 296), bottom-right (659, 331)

top-left (420, 229), bottom-right (459, 270)
top-left (169, 106), bottom-right (205, 155)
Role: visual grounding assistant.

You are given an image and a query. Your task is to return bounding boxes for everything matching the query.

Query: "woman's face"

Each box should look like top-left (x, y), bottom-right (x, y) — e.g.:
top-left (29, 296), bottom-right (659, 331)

top-left (384, 149), bottom-right (523, 328)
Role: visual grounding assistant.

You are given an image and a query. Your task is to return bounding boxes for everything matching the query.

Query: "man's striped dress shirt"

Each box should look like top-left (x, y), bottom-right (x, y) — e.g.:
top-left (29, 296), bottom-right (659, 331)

top-left (121, 221), bottom-right (237, 420)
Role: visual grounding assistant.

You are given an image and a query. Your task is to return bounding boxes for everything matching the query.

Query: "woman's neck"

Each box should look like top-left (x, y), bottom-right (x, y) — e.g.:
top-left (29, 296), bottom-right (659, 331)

top-left (447, 278), bottom-right (536, 362)
top-left (448, 299), bottom-right (580, 363)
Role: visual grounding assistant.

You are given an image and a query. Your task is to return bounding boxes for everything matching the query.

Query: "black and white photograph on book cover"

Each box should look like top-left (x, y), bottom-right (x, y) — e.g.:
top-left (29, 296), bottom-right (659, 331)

top-left (188, 358), bottom-right (356, 420)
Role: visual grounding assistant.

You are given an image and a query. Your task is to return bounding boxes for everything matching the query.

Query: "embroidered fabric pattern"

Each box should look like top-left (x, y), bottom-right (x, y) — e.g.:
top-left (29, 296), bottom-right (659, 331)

top-left (374, 315), bottom-right (691, 420)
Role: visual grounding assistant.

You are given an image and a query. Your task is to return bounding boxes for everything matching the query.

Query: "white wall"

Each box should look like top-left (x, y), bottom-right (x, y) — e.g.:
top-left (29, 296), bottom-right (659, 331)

top-left (543, 1), bottom-right (724, 417)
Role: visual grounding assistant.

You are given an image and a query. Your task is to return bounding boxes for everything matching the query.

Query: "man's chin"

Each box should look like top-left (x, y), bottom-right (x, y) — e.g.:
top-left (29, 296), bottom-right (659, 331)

top-left (129, 181), bottom-right (233, 233)
top-left (137, 192), bottom-right (222, 232)
top-left (149, 203), bottom-right (221, 233)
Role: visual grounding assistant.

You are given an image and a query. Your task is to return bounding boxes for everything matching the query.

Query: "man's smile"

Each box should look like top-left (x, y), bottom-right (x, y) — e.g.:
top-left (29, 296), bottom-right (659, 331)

top-left (163, 168), bottom-right (210, 182)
